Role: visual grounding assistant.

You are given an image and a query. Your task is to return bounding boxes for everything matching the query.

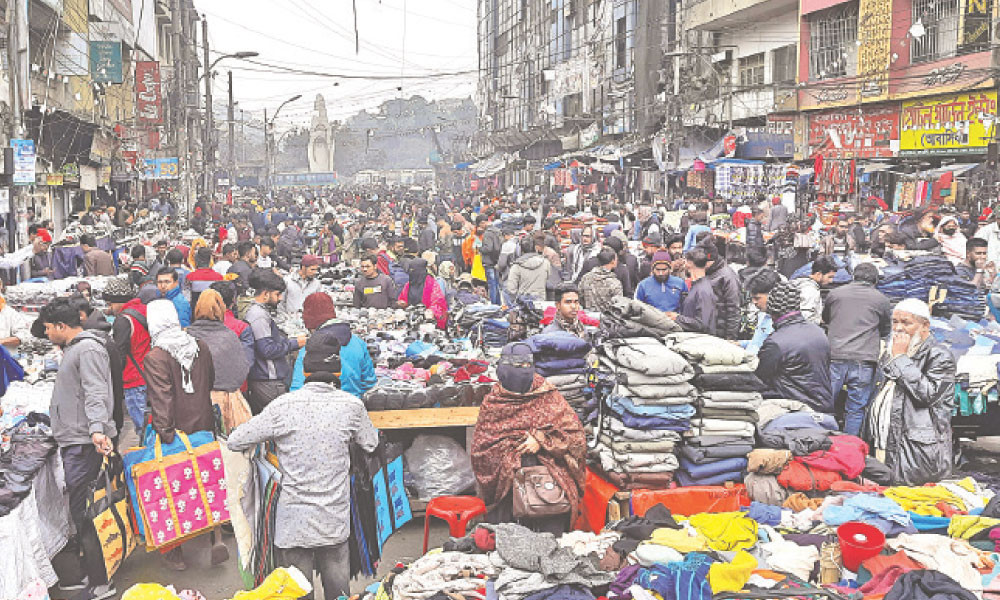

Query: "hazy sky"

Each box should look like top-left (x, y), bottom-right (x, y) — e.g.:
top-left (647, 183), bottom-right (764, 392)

top-left (198, 0), bottom-right (478, 132)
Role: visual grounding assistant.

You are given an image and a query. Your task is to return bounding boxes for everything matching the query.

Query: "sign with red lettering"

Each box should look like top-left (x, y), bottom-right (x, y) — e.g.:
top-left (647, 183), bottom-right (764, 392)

top-left (136, 61), bottom-right (162, 124)
top-left (807, 105), bottom-right (900, 158)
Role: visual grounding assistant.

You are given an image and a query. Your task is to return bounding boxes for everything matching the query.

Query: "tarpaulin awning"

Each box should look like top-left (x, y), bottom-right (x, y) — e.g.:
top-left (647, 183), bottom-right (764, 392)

top-left (543, 161), bottom-right (563, 170)
top-left (469, 152), bottom-right (513, 177)
top-left (454, 161), bottom-right (474, 170)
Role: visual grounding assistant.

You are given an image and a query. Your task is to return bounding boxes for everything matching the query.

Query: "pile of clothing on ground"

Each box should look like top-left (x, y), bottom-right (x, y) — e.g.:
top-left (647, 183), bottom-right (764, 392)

top-left (925, 314), bottom-right (1000, 419)
top-left (526, 331), bottom-right (593, 421)
top-left (667, 332), bottom-right (762, 487)
top-left (588, 336), bottom-right (695, 490)
top-left (368, 477), bottom-right (1000, 600)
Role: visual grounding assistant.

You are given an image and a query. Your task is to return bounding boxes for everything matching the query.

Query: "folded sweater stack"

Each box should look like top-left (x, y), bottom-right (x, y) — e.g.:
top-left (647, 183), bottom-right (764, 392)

top-left (590, 337), bottom-right (695, 487)
top-left (527, 332), bottom-right (594, 422)
top-left (527, 331), bottom-right (592, 378)
top-left (667, 332), bottom-right (763, 487)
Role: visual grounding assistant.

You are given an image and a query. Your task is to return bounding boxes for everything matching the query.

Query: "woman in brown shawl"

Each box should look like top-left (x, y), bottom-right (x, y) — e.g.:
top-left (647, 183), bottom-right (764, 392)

top-left (471, 342), bottom-right (586, 534)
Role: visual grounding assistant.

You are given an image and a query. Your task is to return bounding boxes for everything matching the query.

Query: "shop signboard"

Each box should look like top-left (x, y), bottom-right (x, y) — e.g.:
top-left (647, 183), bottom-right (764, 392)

top-left (141, 157), bottom-right (180, 180)
top-left (11, 140), bottom-right (36, 185)
top-left (857, 0), bottom-right (892, 100)
top-left (807, 105), bottom-right (900, 158)
top-left (90, 40), bottom-right (124, 84)
top-left (136, 61), bottom-right (162, 124)
top-left (46, 174), bottom-right (64, 186)
top-left (61, 163), bottom-right (81, 185)
top-left (899, 91), bottom-right (997, 156)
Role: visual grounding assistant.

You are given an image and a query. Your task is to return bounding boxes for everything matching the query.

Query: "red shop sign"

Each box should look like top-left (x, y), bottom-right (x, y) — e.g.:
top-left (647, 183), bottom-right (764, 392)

top-left (807, 106), bottom-right (899, 158)
top-left (136, 61), bottom-right (162, 124)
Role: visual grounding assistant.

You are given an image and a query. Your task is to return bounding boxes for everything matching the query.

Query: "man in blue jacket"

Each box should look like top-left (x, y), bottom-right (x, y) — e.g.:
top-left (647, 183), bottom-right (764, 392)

top-left (635, 251), bottom-right (687, 313)
top-left (245, 270), bottom-right (307, 413)
top-left (290, 293), bottom-right (376, 399)
top-left (156, 268), bottom-right (191, 327)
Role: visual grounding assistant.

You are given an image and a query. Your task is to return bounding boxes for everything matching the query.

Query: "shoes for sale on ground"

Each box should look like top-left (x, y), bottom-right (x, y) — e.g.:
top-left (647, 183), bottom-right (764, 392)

top-left (70, 582), bottom-right (116, 600)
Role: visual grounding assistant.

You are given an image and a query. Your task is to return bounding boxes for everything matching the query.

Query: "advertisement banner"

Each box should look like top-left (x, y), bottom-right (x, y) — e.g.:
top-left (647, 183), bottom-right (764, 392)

top-left (961, 0), bottom-right (990, 53)
top-left (11, 140), bottom-right (36, 185)
top-left (900, 91), bottom-right (997, 156)
top-left (90, 40), bottom-right (124, 84)
top-left (136, 61), bottom-right (162, 124)
top-left (141, 157), bottom-right (180, 180)
top-left (808, 105), bottom-right (900, 158)
top-left (857, 0), bottom-right (892, 100)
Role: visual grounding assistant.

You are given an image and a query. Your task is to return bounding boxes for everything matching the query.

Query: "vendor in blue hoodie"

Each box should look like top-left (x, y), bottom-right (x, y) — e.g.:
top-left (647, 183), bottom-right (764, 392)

top-left (634, 251), bottom-right (687, 313)
top-left (290, 292), bottom-right (376, 398)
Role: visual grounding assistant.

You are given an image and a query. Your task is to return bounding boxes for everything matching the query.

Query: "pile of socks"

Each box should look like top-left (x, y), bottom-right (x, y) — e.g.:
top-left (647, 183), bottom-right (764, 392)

top-left (589, 337), bottom-right (695, 489)
top-left (666, 332), bottom-right (764, 487)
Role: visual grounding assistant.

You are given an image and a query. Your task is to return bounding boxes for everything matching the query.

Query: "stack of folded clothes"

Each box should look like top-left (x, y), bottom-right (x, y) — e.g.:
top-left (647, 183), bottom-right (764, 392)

top-left (589, 337), bottom-right (695, 489)
top-left (666, 333), bottom-right (763, 486)
top-left (527, 332), bottom-right (593, 419)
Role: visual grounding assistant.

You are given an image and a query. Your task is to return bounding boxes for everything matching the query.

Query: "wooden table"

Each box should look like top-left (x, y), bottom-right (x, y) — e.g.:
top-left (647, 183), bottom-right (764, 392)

top-left (368, 407), bottom-right (482, 518)
top-left (368, 407), bottom-right (480, 429)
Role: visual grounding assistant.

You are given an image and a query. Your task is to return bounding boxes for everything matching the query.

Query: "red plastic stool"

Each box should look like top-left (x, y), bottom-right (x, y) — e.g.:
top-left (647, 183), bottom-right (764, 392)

top-left (422, 495), bottom-right (487, 552)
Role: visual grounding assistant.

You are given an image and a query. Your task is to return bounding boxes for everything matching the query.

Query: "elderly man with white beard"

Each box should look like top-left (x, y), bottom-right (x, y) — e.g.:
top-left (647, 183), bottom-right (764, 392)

top-left (865, 298), bottom-right (955, 485)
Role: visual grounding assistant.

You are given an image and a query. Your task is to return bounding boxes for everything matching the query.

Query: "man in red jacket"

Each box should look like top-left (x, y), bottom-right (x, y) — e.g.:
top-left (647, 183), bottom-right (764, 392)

top-left (185, 247), bottom-right (223, 306)
top-left (105, 277), bottom-right (154, 431)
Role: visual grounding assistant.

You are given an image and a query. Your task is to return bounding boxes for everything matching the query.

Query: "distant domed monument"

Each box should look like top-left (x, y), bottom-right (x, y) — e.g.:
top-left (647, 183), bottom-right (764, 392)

top-left (308, 94), bottom-right (335, 173)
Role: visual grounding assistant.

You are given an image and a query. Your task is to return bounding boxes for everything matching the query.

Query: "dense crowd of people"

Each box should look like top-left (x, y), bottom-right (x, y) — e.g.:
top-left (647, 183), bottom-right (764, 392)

top-left (10, 187), bottom-right (1000, 600)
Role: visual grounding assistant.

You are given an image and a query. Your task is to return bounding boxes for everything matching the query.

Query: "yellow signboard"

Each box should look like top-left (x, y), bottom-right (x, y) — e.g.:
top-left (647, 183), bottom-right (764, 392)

top-left (900, 91), bottom-right (997, 155)
top-left (45, 174), bottom-right (64, 186)
top-left (857, 0), bottom-right (893, 101)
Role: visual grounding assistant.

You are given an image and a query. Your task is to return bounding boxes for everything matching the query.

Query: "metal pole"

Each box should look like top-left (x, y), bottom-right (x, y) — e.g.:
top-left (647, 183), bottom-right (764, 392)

top-left (6, 0), bottom-right (20, 253)
top-left (228, 70), bottom-right (235, 185)
top-left (264, 108), bottom-right (270, 195)
top-left (202, 17), bottom-right (212, 198)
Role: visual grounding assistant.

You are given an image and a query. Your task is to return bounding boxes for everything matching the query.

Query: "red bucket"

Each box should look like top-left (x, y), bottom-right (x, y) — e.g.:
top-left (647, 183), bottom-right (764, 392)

top-left (837, 521), bottom-right (886, 572)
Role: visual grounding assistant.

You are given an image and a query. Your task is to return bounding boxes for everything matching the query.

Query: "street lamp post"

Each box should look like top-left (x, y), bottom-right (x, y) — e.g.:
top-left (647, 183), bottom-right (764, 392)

top-left (264, 94), bottom-right (302, 195)
top-left (199, 20), bottom-right (257, 198)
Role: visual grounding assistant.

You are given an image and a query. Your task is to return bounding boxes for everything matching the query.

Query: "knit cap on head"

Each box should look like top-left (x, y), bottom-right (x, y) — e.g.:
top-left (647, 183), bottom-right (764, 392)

top-left (302, 292), bottom-right (336, 330)
top-left (766, 281), bottom-right (801, 317)
top-left (102, 276), bottom-right (135, 304)
top-left (651, 251), bottom-right (672, 266)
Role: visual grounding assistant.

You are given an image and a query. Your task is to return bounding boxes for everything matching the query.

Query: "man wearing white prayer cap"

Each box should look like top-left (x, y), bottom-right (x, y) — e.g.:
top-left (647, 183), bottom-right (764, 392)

top-left (867, 297), bottom-right (955, 485)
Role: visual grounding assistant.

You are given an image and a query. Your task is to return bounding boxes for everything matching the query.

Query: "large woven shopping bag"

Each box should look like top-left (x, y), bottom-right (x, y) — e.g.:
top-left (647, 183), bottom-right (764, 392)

top-left (132, 431), bottom-right (231, 549)
top-left (84, 454), bottom-right (138, 580)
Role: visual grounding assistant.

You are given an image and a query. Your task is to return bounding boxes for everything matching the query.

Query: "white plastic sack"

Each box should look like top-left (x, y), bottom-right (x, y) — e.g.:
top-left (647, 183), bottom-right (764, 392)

top-left (404, 434), bottom-right (475, 500)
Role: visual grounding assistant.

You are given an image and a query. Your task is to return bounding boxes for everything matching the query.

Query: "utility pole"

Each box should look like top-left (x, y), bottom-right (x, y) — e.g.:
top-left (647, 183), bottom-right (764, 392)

top-left (6, 0), bottom-right (21, 252)
top-left (202, 17), bottom-right (213, 198)
top-left (228, 70), bottom-right (235, 186)
top-left (264, 108), bottom-right (269, 195)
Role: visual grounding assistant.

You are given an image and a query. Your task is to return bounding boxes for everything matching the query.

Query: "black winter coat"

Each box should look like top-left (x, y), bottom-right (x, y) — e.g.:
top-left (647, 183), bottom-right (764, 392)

top-left (705, 259), bottom-right (742, 340)
top-left (756, 312), bottom-right (833, 413)
top-left (871, 337), bottom-right (955, 486)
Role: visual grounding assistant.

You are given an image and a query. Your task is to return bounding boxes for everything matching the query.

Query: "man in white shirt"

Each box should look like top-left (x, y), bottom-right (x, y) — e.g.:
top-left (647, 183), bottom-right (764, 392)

top-left (794, 256), bottom-right (837, 324)
top-left (975, 210), bottom-right (1000, 266)
top-left (214, 243), bottom-right (238, 276)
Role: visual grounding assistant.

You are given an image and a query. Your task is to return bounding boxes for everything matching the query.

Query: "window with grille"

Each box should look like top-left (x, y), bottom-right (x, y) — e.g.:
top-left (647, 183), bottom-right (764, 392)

top-left (615, 16), bottom-right (627, 69)
top-left (772, 44), bottom-right (797, 84)
top-left (808, 3), bottom-right (858, 80)
top-left (910, 0), bottom-right (960, 63)
top-left (739, 53), bottom-right (765, 87)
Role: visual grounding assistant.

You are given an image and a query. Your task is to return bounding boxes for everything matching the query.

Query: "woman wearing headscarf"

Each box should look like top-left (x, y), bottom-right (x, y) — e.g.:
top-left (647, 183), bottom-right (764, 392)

top-left (934, 215), bottom-right (967, 265)
top-left (187, 290), bottom-right (252, 434)
top-left (471, 342), bottom-right (586, 534)
top-left (143, 299), bottom-right (227, 570)
top-left (396, 258), bottom-right (448, 329)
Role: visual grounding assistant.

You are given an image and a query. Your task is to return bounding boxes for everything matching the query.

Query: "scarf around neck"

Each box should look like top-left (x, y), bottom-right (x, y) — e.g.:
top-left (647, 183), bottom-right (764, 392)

top-left (147, 299), bottom-right (200, 393)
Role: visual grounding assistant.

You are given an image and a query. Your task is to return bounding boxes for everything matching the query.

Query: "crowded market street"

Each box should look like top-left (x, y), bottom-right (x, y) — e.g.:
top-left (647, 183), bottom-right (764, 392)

top-left (9, 1), bottom-right (1000, 600)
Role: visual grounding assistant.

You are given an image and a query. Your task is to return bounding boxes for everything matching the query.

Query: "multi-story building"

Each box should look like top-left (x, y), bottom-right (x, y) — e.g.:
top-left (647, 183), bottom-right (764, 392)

top-left (475, 0), bottom-right (669, 185)
top-left (0, 0), bottom-right (201, 241)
